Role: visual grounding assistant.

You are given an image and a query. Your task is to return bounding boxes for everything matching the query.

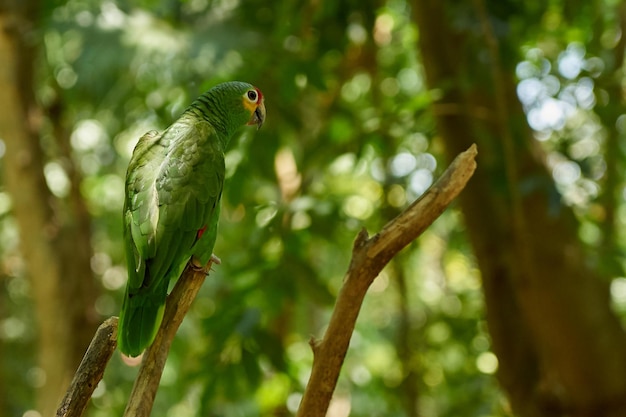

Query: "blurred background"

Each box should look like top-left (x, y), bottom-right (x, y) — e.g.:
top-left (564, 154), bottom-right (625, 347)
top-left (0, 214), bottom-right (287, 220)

top-left (2, 0), bottom-right (626, 416)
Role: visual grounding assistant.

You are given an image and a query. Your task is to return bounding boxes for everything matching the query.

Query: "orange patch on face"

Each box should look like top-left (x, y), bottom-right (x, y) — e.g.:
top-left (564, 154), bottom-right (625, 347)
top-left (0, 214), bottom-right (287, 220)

top-left (243, 98), bottom-right (257, 113)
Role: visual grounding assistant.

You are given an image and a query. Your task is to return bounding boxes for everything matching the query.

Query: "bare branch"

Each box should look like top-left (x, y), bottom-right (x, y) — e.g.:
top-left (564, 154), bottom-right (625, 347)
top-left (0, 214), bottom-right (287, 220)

top-left (123, 261), bottom-right (214, 417)
top-left (55, 317), bottom-right (118, 417)
top-left (296, 144), bottom-right (478, 417)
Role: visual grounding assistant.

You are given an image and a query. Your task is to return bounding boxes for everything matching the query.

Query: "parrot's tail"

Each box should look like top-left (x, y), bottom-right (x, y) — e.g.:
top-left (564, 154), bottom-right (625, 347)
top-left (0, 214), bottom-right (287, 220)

top-left (117, 284), bottom-right (167, 358)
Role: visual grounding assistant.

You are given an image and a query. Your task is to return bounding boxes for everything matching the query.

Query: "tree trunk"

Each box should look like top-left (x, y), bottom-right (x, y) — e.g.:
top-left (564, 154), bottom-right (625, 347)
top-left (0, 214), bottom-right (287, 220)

top-left (412, 1), bottom-right (626, 416)
top-left (0, 1), bottom-right (98, 415)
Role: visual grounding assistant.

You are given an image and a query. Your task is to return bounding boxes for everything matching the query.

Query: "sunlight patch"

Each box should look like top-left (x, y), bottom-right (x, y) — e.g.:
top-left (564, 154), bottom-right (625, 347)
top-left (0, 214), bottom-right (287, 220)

top-left (476, 352), bottom-right (499, 374)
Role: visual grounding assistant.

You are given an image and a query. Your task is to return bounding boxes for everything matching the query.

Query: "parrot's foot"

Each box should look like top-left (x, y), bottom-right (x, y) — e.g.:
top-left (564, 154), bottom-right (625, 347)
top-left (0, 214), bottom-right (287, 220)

top-left (210, 253), bottom-right (222, 265)
top-left (191, 254), bottom-right (221, 275)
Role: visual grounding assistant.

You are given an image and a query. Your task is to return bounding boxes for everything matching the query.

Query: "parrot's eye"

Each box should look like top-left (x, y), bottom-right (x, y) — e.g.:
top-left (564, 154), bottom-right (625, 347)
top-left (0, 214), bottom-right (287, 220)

top-left (246, 90), bottom-right (258, 102)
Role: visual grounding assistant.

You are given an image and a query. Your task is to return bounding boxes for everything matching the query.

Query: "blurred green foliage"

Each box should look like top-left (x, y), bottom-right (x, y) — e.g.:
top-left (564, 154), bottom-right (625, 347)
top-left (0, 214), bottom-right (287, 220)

top-left (2, 0), bottom-right (625, 416)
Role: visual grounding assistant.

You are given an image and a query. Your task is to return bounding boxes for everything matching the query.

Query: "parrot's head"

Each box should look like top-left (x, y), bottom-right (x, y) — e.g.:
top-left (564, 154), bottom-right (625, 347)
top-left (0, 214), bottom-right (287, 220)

top-left (200, 81), bottom-right (266, 134)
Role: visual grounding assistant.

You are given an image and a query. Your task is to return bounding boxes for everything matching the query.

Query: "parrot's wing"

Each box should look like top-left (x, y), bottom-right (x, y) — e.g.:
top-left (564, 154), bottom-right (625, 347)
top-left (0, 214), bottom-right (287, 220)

top-left (124, 121), bottom-right (224, 292)
top-left (123, 129), bottom-right (162, 289)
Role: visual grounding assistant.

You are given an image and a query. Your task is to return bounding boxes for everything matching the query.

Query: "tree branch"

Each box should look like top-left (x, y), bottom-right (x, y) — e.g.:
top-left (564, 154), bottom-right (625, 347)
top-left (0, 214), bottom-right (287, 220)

top-left (296, 144), bottom-right (477, 417)
top-left (123, 261), bottom-right (215, 417)
top-left (55, 317), bottom-right (118, 417)
top-left (55, 258), bottom-right (217, 417)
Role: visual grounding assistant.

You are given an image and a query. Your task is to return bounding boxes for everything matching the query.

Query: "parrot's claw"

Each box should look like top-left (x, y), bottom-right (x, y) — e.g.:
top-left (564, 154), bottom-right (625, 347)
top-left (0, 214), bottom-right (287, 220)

top-left (191, 254), bottom-right (221, 275)
top-left (121, 352), bottom-right (143, 367)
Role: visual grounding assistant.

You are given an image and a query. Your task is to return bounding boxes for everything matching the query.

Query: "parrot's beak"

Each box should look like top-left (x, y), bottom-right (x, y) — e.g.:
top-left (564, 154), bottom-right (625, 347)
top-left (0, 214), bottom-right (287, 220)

top-left (248, 100), bottom-right (266, 130)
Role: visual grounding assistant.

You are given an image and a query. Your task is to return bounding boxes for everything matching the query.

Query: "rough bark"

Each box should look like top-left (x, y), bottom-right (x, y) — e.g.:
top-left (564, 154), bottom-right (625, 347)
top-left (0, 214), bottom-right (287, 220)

top-left (412, 1), bottom-right (626, 416)
top-left (56, 318), bottom-right (118, 417)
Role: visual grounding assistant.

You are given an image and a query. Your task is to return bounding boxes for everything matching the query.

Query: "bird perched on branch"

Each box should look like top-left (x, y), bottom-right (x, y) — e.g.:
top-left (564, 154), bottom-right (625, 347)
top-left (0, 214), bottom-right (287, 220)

top-left (118, 81), bottom-right (266, 357)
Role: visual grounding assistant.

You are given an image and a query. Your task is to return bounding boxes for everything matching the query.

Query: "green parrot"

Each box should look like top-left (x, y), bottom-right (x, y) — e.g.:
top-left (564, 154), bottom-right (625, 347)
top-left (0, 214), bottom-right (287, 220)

top-left (118, 81), bottom-right (266, 357)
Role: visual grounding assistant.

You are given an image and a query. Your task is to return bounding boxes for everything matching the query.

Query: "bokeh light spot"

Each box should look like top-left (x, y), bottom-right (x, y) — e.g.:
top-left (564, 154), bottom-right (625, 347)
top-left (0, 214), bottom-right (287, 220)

top-left (476, 352), bottom-right (499, 374)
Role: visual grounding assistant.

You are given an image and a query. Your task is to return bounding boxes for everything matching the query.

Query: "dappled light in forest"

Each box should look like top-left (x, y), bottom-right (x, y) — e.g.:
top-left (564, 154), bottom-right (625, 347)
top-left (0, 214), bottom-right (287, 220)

top-left (515, 42), bottom-right (611, 210)
top-left (1, 0), bottom-right (626, 416)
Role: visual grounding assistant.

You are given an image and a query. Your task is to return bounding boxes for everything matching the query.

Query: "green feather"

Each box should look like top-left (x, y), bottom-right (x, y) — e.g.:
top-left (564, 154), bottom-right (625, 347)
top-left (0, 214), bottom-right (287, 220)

top-left (118, 81), bottom-right (264, 357)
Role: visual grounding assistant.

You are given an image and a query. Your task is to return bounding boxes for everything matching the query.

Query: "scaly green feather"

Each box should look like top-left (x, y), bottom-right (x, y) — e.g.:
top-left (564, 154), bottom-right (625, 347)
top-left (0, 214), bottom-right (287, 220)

top-left (118, 81), bottom-right (266, 357)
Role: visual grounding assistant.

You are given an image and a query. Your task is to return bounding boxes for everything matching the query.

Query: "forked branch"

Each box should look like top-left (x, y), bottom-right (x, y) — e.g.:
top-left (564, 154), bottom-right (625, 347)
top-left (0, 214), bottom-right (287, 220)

top-left (296, 144), bottom-right (478, 417)
top-left (55, 261), bottom-right (216, 417)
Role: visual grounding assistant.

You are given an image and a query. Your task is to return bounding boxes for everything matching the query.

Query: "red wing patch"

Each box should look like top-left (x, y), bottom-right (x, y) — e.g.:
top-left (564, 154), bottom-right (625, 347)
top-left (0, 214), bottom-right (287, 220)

top-left (196, 225), bottom-right (207, 240)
